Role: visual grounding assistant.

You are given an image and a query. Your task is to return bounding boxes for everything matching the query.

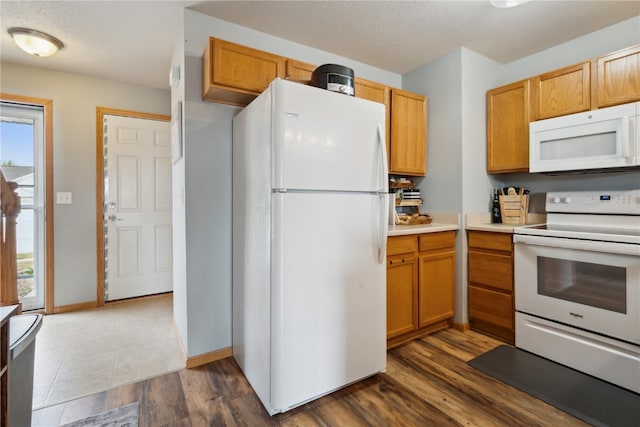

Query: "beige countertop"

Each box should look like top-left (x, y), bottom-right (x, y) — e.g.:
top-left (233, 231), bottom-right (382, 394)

top-left (1, 305), bottom-right (19, 326)
top-left (388, 213), bottom-right (459, 236)
top-left (465, 212), bottom-right (546, 233)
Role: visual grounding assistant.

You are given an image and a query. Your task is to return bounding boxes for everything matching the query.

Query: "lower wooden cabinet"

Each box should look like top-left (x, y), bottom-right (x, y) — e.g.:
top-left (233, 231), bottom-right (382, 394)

top-left (467, 231), bottom-right (515, 344)
top-left (387, 231), bottom-right (456, 348)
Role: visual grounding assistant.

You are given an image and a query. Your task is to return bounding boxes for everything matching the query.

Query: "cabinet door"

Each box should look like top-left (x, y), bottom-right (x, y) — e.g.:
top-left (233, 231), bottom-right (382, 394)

top-left (533, 62), bottom-right (590, 120)
top-left (486, 79), bottom-right (531, 173)
top-left (286, 59), bottom-right (315, 83)
top-left (596, 45), bottom-right (640, 108)
top-left (202, 37), bottom-right (286, 105)
top-left (418, 249), bottom-right (455, 327)
top-left (387, 254), bottom-right (418, 339)
top-left (390, 89), bottom-right (427, 176)
top-left (355, 78), bottom-right (390, 165)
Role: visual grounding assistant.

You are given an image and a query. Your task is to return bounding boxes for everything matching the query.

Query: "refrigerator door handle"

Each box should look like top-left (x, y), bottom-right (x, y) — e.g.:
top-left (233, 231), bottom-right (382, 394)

top-left (377, 124), bottom-right (388, 190)
top-left (378, 193), bottom-right (388, 264)
top-left (376, 124), bottom-right (388, 264)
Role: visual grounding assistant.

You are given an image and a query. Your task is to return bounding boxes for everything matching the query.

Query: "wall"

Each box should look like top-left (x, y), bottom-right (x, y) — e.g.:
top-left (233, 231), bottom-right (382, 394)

top-left (170, 14), bottom-right (188, 352)
top-left (497, 15), bottom-right (640, 194)
top-left (174, 9), bottom-right (402, 357)
top-left (503, 16), bottom-right (640, 83)
top-left (0, 63), bottom-right (170, 307)
top-left (184, 11), bottom-right (401, 87)
top-left (402, 48), bottom-right (504, 324)
top-left (399, 16), bottom-right (639, 325)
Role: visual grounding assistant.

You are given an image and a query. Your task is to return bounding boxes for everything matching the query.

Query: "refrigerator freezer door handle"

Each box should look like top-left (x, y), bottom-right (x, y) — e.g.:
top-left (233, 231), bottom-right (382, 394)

top-left (377, 124), bottom-right (389, 189)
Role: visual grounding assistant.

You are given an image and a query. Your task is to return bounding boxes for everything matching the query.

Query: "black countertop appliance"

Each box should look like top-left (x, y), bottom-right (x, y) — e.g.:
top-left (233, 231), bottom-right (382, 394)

top-left (310, 64), bottom-right (355, 96)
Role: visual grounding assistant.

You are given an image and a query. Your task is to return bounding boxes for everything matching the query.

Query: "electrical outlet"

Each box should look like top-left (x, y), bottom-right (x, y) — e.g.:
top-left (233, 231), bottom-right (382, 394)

top-left (56, 192), bottom-right (72, 204)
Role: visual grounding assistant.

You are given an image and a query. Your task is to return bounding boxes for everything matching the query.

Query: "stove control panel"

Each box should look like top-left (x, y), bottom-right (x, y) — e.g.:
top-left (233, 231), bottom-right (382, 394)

top-left (546, 189), bottom-right (640, 214)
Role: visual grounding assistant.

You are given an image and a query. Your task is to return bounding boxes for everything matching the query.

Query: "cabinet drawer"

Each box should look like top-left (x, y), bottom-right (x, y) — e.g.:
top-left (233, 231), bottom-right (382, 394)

top-left (419, 231), bottom-right (455, 252)
top-left (387, 235), bottom-right (418, 256)
top-left (468, 285), bottom-right (513, 330)
top-left (468, 231), bottom-right (512, 253)
top-left (468, 250), bottom-right (512, 291)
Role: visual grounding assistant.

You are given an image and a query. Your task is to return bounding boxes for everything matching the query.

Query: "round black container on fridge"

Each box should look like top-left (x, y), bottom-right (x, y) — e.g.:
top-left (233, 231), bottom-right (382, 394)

top-left (310, 64), bottom-right (355, 96)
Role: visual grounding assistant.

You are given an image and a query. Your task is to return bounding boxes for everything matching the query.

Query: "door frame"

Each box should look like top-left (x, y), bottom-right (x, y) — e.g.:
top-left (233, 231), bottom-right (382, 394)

top-left (95, 107), bottom-right (170, 306)
top-left (1, 93), bottom-right (54, 313)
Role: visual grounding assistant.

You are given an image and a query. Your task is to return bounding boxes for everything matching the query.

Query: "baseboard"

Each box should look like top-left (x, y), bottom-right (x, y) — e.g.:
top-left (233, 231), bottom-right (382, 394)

top-left (52, 301), bottom-right (98, 314)
top-left (451, 321), bottom-right (470, 332)
top-left (51, 292), bottom-right (172, 314)
top-left (186, 347), bottom-right (233, 368)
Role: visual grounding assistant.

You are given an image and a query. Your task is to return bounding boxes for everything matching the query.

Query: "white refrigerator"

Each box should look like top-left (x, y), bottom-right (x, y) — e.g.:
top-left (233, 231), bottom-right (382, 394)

top-left (232, 78), bottom-right (388, 415)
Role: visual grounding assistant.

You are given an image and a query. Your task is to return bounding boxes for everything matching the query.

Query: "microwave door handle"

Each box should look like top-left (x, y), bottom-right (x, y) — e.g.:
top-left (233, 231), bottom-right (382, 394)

top-left (621, 116), bottom-right (633, 162)
top-left (626, 116), bottom-right (638, 163)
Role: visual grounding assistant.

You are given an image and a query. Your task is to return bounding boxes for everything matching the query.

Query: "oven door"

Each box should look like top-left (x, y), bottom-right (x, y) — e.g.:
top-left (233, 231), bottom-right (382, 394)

top-left (514, 234), bottom-right (640, 344)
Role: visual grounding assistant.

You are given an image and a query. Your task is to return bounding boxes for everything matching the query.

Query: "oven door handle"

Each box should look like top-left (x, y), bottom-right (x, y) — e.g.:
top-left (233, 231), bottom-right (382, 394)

top-left (514, 234), bottom-right (640, 257)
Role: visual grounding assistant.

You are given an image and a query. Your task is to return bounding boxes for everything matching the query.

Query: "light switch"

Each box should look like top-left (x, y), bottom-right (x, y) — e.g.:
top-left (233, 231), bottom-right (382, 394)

top-left (57, 192), bottom-right (72, 204)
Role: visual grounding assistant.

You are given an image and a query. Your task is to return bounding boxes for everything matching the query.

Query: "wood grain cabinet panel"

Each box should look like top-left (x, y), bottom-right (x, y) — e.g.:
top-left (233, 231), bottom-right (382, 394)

top-left (467, 231), bottom-right (515, 344)
top-left (533, 62), bottom-right (591, 120)
top-left (469, 285), bottom-right (514, 330)
top-left (355, 78), bottom-right (390, 163)
top-left (596, 45), bottom-right (640, 108)
top-left (468, 251), bottom-right (513, 292)
top-left (387, 254), bottom-right (419, 339)
top-left (285, 59), bottom-right (315, 83)
top-left (387, 232), bottom-right (455, 348)
top-left (390, 89), bottom-right (427, 176)
top-left (486, 79), bottom-right (532, 174)
top-left (202, 37), bottom-right (286, 106)
top-left (388, 234), bottom-right (418, 256)
top-left (419, 249), bottom-right (455, 328)
top-left (467, 231), bottom-right (512, 252)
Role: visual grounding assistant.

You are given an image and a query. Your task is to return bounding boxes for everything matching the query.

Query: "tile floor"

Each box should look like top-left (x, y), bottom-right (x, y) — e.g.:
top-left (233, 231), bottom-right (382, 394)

top-left (31, 294), bottom-right (185, 409)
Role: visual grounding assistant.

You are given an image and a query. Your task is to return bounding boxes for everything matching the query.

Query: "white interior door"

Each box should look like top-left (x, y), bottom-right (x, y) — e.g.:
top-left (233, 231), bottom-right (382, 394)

top-left (104, 114), bottom-right (172, 301)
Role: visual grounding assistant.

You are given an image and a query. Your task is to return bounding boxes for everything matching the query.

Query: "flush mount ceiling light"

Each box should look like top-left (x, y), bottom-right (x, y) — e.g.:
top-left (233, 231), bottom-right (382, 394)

top-left (8, 27), bottom-right (64, 57)
top-left (490, 0), bottom-right (531, 8)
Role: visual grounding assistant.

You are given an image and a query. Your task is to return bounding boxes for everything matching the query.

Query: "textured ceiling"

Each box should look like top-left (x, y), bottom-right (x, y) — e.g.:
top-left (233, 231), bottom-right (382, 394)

top-left (1, 1), bottom-right (639, 90)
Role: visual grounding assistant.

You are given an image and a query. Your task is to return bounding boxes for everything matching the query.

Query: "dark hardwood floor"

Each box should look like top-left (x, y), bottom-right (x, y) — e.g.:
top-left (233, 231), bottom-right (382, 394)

top-left (32, 329), bottom-right (589, 426)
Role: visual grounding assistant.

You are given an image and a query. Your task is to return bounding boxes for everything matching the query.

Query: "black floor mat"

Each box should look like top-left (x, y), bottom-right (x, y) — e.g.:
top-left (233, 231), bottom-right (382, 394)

top-left (468, 345), bottom-right (640, 427)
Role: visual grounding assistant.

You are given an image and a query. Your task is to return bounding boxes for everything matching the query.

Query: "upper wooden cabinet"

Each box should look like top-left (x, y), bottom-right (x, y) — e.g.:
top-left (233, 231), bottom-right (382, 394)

top-left (487, 44), bottom-right (639, 174)
top-left (390, 89), bottom-right (427, 176)
top-left (486, 79), bottom-right (532, 174)
top-left (201, 39), bottom-right (428, 176)
top-left (533, 62), bottom-right (591, 120)
top-left (202, 37), bottom-right (286, 106)
top-left (595, 45), bottom-right (640, 108)
top-left (355, 77), bottom-right (391, 162)
top-left (286, 59), bottom-right (315, 83)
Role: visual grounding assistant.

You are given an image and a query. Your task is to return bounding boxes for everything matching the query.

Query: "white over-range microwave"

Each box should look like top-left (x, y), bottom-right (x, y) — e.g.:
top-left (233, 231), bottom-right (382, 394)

top-left (529, 101), bottom-right (639, 173)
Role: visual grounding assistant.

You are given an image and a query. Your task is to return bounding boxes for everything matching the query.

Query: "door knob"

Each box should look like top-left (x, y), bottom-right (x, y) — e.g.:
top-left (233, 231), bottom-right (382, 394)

top-left (108, 215), bottom-right (124, 221)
